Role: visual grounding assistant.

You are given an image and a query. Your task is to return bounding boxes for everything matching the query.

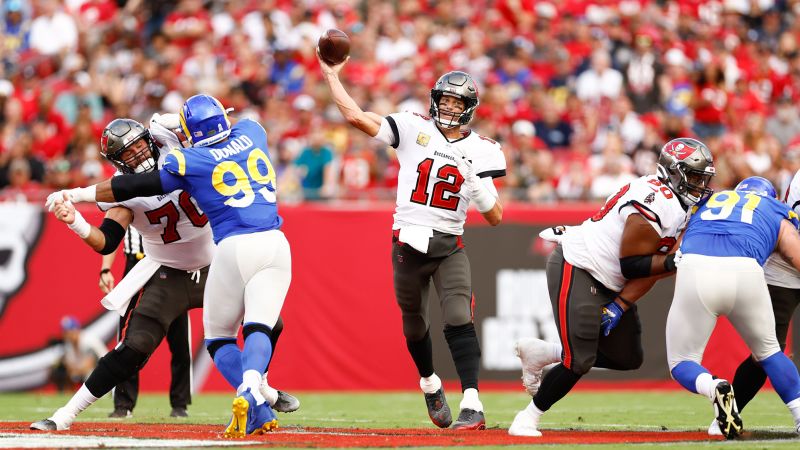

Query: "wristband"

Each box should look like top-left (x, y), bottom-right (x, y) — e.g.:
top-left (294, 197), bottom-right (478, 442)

top-left (67, 210), bottom-right (91, 239)
top-left (100, 268), bottom-right (111, 276)
top-left (471, 177), bottom-right (496, 213)
top-left (615, 295), bottom-right (634, 308)
top-left (70, 185), bottom-right (97, 203)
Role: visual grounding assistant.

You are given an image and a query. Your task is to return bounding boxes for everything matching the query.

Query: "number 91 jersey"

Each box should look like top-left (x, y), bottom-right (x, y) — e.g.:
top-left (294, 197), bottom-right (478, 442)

top-left (160, 119), bottom-right (282, 244)
top-left (384, 111), bottom-right (506, 235)
top-left (562, 174), bottom-right (688, 292)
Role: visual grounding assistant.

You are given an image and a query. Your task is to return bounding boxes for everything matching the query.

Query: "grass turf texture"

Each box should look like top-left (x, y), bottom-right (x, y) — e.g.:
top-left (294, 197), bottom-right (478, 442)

top-left (1, 390), bottom-right (798, 449)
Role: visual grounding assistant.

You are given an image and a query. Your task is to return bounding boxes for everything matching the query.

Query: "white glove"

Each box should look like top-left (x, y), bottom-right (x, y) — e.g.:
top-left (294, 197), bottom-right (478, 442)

top-left (453, 149), bottom-right (496, 213)
top-left (151, 112), bottom-right (181, 130)
top-left (539, 226), bottom-right (569, 243)
top-left (45, 186), bottom-right (97, 211)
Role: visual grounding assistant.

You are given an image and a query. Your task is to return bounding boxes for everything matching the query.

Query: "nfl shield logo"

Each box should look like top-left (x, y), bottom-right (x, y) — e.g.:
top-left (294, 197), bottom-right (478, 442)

top-left (416, 132), bottom-right (430, 147)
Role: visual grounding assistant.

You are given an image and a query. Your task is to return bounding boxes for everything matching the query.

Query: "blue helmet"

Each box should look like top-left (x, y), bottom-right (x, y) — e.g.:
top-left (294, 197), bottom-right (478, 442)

top-left (735, 176), bottom-right (777, 198)
top-left (179, 94), bottom-right (231, 147)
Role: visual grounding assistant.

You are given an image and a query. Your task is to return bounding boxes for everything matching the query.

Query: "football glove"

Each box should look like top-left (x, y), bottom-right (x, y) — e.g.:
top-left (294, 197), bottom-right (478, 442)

top-left (600, 301), bottom-right (624, 337)
top-left (452, 148), bottom-right (495, 212)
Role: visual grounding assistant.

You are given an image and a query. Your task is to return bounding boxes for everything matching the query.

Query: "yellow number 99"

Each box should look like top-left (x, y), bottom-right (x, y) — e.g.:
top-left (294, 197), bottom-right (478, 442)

top-left (212, 161), bottom-right (255, 208)
top-left (212, 148), bottom-right (277, 208)
top-left (247, 149), bottom-right (277, 203)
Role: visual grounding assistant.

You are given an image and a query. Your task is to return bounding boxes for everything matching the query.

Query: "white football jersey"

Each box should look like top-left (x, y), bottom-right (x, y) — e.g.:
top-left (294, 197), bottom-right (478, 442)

top-left (764, 169), bottom-right (800, 289)
top-left (98, 121), bottom-right (214, 271)
top-left (377, 111), bottom-right (506, 235)
top-left (561, 175), bottom-right (688, 292)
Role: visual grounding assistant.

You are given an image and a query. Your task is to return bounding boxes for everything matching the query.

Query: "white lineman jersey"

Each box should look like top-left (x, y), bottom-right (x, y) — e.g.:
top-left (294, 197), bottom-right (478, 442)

top-left (764, 169), bottom-right (800, 288)
top-left (378, 111), bottom-right (506, 235)
top-left (98, 120), bottom-right (214, 271)
top-left (562, 174), bottom-right (688, 292)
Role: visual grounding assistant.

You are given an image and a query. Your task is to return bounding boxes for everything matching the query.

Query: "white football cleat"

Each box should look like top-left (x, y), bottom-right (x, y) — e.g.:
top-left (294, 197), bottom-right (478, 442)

top-left (515, 338), bottom-right (556, 396)
top-left (708, 419), bottom-right (722, 436)
top-left (508, 408), bottom-right (542, 437)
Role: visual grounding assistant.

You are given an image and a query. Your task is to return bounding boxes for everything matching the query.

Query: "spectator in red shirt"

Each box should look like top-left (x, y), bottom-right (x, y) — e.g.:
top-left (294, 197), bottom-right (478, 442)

top-left (163, 0), bottom-right (212, 50)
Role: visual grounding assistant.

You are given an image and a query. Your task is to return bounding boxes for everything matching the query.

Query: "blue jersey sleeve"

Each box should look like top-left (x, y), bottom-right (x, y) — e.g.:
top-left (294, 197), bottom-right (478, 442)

top-left (160, 149), bottom-right (189, 192)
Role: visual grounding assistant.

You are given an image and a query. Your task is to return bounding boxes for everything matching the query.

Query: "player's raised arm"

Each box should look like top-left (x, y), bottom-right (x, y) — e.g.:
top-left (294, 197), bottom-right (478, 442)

top-left (317, 49), bottom-right (382, 137)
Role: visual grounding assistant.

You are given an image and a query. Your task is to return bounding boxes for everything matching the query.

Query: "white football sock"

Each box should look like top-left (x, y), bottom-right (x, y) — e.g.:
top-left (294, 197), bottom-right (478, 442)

top-left (420, 373), bottom-right (442, 394)
top-left (695, 373), bottom-right (719, 401)
top-left (786, 398), bottom-right (800, 426)
top-left (261, 373), bottom-right (279, 406)
top-left (242, 369), bottom-right (266, 405)
top-left (50, 384), bottom-right (98, 428)
top-left (459, 387), bottom-right (483, 412)
top-left (526, 399), bottom-right (545, 418)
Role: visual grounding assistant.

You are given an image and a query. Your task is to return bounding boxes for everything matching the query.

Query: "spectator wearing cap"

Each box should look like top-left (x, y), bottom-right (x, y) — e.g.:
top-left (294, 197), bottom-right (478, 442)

top-left (1, 0), bottom-right (31, 56)
top-left (575, 49), bottom-right (623, 104)
top-left (49, 316), bottom-right (107, 393)
top-left (29, 0), bottom-right (78, 56)
top-left (766, 94), bottom-right (800, 147)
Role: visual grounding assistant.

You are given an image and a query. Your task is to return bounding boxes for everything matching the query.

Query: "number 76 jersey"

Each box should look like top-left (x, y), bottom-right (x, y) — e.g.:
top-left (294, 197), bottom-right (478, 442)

top-left (561, 174), bottom-right (688, 292)
top-left (160, 119), bottom-right (282, 244)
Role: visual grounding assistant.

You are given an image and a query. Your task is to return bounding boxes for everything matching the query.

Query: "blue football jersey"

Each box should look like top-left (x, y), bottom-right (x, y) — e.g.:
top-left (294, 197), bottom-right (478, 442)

top-left (681, 189), bottom-right (800, 265)
top-left (160, 119), bottom-right (282, 243)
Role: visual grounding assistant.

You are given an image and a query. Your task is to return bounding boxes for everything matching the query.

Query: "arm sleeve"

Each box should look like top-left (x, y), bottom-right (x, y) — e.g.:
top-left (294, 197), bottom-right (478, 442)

top-left (110, 171), bottom-right (167, 201)
top-left (98, 218), bottom-right (127, 255)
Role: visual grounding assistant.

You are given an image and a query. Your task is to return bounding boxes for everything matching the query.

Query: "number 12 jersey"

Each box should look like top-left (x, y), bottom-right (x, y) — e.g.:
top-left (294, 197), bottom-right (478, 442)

top-left (378, 111), bottom-right (506, 235)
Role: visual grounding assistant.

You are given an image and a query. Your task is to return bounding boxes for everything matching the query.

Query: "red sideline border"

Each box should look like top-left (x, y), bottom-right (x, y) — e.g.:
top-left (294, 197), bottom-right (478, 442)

top-left (3, 422), bottom-right (719, 447)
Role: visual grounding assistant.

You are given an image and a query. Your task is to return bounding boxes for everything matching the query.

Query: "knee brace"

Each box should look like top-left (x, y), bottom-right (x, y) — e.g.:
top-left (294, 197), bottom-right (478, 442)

top-left (206, 338), bottom-right (237, 360)
top-left (243, 322), bottom-right (272, 340)
top-left (123, 314), bottom-right (166, 355)
top-left (86, 344), bottom-right (149, 397)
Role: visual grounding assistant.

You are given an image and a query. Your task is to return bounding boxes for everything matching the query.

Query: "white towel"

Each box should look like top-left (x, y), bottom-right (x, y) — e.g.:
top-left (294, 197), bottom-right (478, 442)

top-left (538, 226), bottom-right (569, 243)
top-left (101, 257), bottom-right (161, 316)
top-left (398, 225), bottom-right (434, 254)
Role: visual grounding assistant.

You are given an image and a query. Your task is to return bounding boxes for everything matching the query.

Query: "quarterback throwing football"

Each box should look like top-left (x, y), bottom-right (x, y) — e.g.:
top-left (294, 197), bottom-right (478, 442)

top-left (319, 51), bottom-right (506, 430)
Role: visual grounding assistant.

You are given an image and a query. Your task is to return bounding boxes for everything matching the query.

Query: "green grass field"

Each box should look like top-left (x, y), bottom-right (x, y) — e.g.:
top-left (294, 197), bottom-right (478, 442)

top-left (1, 389), bottom-right (798, 449)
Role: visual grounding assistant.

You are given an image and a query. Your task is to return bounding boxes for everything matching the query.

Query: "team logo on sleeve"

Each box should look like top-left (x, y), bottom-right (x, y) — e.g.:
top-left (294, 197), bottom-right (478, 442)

top-left (644, 192), bottom-right (656, 204)
top-left (416, 132), bottom-right (430, 147)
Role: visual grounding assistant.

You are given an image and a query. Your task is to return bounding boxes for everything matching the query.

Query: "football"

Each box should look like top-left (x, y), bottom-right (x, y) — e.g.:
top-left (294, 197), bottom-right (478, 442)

top-left (318, 29), bottom-right (350, 65)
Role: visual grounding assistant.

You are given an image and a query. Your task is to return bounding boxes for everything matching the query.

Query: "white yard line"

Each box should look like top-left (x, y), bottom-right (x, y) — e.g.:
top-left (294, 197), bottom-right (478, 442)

top-left (0, 433), bottom-right (257, 448)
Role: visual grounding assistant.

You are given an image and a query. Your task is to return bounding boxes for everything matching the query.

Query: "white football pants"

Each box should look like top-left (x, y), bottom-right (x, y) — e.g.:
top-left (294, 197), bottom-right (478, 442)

top-left (666, 254), bottom-right (780, 370)
top-left (203, 229), bottom-right (291, 339)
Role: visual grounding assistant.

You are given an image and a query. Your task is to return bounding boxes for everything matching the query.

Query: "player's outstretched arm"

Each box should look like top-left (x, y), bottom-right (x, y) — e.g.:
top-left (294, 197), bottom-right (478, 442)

top-left (44, 171), bottom-right (166, 208)
top-left (619, 214), bottom-right (679, 279)
top-left (317, 48), bottom-right (381, 137)
top-left (51, 194), bottom-right (132, 254)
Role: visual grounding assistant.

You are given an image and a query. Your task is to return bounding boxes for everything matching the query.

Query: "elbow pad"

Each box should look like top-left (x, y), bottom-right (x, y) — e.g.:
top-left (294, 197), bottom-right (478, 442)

top-left (110, 171), bottom-right (165, 202)
top-left (98, 219), bottom-right (126, 255)
top-left (620, 254), bottom-right (653, 279)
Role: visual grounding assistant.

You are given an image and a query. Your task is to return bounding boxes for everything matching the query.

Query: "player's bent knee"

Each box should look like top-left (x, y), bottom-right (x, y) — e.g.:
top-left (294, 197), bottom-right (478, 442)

top-left (570, 355), bottom-right (596, 376)
top-left (98, 344), bottom-right (149, 381)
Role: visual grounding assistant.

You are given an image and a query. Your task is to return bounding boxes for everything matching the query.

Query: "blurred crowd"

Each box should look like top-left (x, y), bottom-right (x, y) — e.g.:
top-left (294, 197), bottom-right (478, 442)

top-left (2, 0), bottom-right (800, 204)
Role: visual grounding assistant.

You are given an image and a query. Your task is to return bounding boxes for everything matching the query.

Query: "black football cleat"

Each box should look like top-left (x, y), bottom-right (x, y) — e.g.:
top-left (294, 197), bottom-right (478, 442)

top-left (424, 388), bottom-right (452, 428)
top-left (451, 408), bottom-right (486, 430)
top-left (713, 381), bottom-right (743, 439)
top-left (30, 419), bottom-right (58, 431)
top-left (274, 390), bottom-right (300, 413)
